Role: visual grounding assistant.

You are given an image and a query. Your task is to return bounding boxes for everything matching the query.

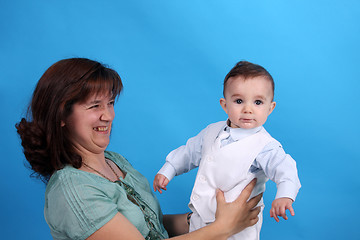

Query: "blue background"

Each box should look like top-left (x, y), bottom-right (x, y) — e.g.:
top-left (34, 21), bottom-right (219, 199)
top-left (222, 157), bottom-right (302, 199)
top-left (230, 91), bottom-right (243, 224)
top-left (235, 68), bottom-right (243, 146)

top-left (1, 1), bottom-right (359, 239)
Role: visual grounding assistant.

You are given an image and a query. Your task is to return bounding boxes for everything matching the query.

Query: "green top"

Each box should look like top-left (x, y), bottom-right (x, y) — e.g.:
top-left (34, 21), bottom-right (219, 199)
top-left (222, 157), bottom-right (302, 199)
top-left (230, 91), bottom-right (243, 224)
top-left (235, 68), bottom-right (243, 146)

top-left (44, 151), bottom-right (169, 240)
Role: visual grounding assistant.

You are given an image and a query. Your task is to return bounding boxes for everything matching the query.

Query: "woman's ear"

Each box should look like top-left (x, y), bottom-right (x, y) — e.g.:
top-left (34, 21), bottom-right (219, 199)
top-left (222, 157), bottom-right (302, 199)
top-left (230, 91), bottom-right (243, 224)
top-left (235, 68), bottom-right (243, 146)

top-left (61, 121), bottom-right (65, 127)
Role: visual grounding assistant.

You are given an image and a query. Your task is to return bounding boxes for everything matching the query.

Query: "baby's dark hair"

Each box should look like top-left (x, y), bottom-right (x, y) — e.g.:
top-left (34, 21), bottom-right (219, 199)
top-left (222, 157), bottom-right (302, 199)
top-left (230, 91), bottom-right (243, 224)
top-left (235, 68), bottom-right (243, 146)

top-left (15, 58), bottom-right (123, 182)
top-left (223, 61), bottom-right (274, 99)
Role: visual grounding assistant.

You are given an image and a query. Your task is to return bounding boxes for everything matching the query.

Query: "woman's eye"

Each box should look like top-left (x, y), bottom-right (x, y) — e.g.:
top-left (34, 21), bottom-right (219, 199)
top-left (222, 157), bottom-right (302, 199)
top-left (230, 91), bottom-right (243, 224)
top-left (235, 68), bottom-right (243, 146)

top-left (89, 104), bottom-right (99, 109)
top-left (109, 100), bottom-right (115, 106)
top-left (236, 99), bottom-right (243, 104)
top-left (255, 100), bottom-right (263, 105)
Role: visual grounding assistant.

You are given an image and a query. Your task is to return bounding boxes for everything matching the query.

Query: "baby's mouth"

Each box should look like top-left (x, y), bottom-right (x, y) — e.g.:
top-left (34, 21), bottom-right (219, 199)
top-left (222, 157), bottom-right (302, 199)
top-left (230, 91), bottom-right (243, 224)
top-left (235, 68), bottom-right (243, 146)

top-left (240, 119), bottom-right (256, 124)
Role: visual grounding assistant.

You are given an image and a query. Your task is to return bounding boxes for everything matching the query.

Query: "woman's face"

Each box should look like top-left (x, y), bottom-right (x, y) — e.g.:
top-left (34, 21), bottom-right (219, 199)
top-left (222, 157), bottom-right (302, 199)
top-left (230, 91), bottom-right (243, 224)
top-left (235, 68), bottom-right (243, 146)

top-left (63, 93), bottom-right (115, 157)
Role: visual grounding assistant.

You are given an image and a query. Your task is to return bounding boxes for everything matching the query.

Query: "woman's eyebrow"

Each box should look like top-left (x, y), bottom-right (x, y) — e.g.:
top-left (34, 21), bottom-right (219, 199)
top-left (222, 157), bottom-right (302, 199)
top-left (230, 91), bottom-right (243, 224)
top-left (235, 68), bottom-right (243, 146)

top-left (88, 99), bottom-right (101, 104)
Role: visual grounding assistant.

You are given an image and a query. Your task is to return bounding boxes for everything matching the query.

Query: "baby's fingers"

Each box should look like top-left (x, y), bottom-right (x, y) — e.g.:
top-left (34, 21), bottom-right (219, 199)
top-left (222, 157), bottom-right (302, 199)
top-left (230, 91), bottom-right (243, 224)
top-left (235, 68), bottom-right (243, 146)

top-left (153, 184), bottom-right (163, 193)
top-left (278, 206), bottom-right (288, 220)
top-left (270, 208), bottom-right (279, 222)
top-left (287, 205), bottom-right (295, 216)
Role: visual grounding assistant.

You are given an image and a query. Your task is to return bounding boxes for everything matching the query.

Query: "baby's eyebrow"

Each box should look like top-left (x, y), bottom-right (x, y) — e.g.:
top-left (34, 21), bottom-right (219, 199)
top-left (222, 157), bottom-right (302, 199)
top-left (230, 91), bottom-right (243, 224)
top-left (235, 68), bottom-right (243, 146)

top-left (254, 95), bottom-right (267, 100)
top-left (230, 94), bottom-right (243, 98)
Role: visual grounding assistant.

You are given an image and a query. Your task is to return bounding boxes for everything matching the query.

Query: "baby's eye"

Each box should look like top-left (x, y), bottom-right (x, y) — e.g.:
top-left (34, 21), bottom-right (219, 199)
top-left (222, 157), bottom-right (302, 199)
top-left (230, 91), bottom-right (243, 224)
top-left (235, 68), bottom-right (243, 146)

top-left (235, 99), bottom-right (243, 104)
top-left (255, 100), bottom-right (263, 105)
top-left (108, 100), bottom-right (115, 106)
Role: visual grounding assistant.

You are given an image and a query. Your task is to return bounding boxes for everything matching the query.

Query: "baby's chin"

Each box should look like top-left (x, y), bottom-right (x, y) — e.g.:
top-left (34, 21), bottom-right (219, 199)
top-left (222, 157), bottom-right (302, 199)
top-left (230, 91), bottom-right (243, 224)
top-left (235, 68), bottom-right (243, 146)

top-left (231, 121), bottom-right (259, 129)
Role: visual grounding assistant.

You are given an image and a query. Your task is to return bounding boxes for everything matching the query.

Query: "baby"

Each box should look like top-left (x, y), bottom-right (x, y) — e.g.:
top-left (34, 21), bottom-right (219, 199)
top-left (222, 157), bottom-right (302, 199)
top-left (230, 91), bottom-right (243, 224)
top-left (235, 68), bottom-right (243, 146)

top-left (154, 61), bottom-right (301, 240)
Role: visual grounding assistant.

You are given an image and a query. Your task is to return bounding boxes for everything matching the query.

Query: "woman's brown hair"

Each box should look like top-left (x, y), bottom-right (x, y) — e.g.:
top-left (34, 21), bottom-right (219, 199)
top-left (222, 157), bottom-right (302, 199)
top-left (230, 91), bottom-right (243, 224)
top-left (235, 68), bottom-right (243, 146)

top-left (16, 58), bottom-right (123, 182)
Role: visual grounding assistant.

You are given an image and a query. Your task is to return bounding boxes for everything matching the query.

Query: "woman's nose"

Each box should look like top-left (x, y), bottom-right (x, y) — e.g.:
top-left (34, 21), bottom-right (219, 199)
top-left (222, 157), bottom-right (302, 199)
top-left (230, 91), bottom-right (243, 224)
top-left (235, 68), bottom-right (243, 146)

top-left (100, 107), bottom-right (114, 121)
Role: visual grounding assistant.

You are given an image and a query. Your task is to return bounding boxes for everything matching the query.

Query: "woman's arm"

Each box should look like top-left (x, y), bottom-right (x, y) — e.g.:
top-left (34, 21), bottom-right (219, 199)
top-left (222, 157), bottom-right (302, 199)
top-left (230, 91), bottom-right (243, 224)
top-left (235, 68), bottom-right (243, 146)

top-left (86, 213), bottom-right (144, 240)
top-left (87, 179), bottom-right (261, 240)
top-left (163, 213), bottom-right (189, 237)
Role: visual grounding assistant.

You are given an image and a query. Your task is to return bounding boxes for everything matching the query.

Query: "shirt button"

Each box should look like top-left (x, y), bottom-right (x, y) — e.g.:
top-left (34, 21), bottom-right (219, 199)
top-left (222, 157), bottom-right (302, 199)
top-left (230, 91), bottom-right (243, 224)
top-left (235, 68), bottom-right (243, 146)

top-left (192, 194), bottom-right (199, 201)
top-left (206, 156), bottom-right (213, 162)
top-left (199, 175), bottom-right (206, 182)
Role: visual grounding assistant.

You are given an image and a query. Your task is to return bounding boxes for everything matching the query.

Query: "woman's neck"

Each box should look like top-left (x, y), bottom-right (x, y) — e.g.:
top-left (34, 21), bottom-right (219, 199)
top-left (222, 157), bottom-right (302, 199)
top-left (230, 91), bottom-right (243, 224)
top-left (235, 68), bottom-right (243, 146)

top-left (79, 151), bottom-right (125, 181)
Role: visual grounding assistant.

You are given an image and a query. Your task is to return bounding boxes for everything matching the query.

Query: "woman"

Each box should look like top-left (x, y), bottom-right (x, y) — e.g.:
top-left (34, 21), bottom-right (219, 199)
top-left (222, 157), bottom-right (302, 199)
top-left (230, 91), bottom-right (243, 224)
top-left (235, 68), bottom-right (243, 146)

top-left (16, 58), bottom-right (262, 240)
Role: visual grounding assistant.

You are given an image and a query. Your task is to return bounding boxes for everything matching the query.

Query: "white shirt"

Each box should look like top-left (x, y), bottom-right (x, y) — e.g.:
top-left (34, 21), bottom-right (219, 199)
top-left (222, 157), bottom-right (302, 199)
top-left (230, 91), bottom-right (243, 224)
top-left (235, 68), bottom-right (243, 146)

top-left (158, 121), bottom-right (301, 201)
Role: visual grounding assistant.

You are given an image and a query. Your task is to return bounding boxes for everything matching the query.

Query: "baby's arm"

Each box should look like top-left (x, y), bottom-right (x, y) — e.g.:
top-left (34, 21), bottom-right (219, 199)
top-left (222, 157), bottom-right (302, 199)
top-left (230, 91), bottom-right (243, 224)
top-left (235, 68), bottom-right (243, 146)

top-left (254, 141), bottom-right (301, 222)
top-left (154, 125), bottom-right (208, 194)
top-left (153, 174), bottom-right (170, 194)
top-left (270, 197), bottom-right (295, 222)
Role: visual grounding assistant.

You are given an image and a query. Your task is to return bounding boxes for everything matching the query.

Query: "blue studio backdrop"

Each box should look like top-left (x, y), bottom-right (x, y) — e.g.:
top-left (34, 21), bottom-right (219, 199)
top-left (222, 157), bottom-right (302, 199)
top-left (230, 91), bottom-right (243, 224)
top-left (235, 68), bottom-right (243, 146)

top-left (1, 1), bottom-right (359, 239)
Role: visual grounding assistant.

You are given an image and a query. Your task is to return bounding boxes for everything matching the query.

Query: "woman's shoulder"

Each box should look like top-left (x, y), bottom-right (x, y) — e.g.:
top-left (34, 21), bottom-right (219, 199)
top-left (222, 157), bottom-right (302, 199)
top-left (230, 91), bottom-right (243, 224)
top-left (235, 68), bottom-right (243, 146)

top-left (104, 151), bottom-right (126, 162)
top-left (46, 165), bottom-right (85, 192)
top-left (45, 165), bottom-right (109, 202)
top-left (105, 151), bottom-right (135, 171)
top-left (104, 151), bottom-right (148, 185)
top-left (45, 165), bottom-right (119, 240)
top-left (46, 151), bottom-right (130, 195)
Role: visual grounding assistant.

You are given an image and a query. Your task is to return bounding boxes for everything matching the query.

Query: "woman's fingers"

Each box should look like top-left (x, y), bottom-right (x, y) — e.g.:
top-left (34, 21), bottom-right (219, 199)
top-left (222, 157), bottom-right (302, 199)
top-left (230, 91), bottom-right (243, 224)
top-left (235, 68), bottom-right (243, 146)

top-left (250, 206), bottom-right (261, 220)
top-left (248, 206), bottom-right (261, 226)
top-left (215, 189), bottom-right (226, 204)
top-left (247, 192), bottom-right (263, 210)
top-left (213, 178), bottom-right (264, 236)
top-left (234, 178), bottom-right (257, 205)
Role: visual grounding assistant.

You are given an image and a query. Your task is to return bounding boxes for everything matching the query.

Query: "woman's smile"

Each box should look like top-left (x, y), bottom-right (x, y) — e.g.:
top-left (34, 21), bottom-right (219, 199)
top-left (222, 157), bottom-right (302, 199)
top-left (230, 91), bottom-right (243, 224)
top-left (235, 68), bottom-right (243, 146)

top-left (93, 126), bottom-right (110, 132)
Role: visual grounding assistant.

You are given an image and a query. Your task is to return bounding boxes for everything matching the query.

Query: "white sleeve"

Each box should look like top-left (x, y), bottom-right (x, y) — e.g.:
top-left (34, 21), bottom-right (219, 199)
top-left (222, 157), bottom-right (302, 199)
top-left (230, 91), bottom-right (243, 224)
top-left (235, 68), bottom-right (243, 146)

top-left (253, 141), bottom-right (301, 201)
top-left (157, 127), bottom-right (207, 181)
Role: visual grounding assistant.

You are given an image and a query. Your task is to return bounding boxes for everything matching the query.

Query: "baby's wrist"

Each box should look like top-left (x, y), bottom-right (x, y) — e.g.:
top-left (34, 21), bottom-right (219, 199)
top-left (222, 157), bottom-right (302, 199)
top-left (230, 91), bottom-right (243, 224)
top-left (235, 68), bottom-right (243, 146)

top-left (275, 197), bottom-right (294, 202)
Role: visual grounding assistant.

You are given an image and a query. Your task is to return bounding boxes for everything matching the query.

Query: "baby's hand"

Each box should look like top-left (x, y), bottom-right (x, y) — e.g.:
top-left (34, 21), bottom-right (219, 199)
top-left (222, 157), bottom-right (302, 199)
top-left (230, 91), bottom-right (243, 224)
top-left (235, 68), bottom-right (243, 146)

top-left (270, 198), bottom-right (295, 222)
top-left (153, 174), bottom-right (169, 194)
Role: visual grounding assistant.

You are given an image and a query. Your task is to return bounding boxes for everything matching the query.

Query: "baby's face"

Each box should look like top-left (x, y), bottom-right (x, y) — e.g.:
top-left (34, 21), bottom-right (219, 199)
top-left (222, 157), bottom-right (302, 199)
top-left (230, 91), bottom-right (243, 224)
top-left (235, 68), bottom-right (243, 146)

top-left (220, 76), bottom-right (276, 129)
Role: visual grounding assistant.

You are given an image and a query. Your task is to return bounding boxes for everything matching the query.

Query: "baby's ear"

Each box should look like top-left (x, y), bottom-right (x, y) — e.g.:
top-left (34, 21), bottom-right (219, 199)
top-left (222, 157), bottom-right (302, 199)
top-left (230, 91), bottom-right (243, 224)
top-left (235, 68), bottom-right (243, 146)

top-left (269, 101), bottom-right (276, 114)
top-left (219, 98), bottom-right (228, 113)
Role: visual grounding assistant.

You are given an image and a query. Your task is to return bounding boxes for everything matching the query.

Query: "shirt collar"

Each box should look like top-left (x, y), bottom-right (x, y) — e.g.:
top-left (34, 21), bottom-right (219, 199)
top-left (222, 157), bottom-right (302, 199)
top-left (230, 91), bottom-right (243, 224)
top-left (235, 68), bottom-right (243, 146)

top-left (224, 120), bottom-right (263, 141)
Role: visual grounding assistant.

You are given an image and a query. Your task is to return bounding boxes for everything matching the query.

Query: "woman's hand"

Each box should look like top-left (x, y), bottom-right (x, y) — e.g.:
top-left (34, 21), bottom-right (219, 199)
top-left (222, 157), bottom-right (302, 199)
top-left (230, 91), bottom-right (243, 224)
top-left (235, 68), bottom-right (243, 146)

top-left (214, 178), bottom-right (262, 237)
